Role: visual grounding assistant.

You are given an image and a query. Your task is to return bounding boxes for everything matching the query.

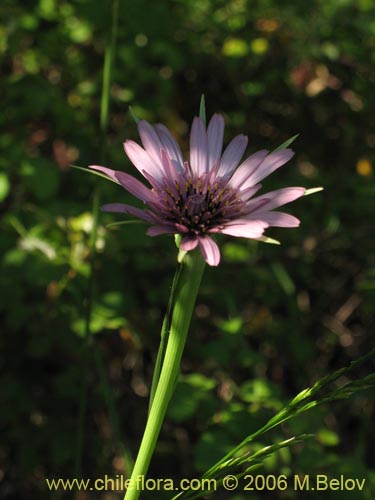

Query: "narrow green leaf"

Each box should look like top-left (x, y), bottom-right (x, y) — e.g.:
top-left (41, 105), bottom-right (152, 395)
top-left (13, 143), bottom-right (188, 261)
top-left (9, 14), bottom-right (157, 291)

top-left (290, 387), bottom-right (313, 405)
top-left (304, 186), bottom-right (324, 196)
top-left (129, 105), bottom-right (140, 124)
top-left (71, 164), bottom-right (119, 185)
top-left (199, 94), bottom-right (206, 125)
top-left (196, 344), bottom-right (375, 488)
top-left (257, 236), bottom-right (281, 245)
top-left (273, 133), bottom-right (299, 152)
top-left (106, 220), bottom-right (146, 228)
top-left (172, 435), bottom-right (313, 500)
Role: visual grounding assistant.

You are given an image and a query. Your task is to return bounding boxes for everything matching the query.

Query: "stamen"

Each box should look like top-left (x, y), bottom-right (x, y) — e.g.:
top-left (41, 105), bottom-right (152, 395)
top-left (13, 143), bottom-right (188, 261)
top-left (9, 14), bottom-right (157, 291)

top-left (185, 194), bottom-right (206, 215)
top-left (159, 170), bottom-right (244, 237)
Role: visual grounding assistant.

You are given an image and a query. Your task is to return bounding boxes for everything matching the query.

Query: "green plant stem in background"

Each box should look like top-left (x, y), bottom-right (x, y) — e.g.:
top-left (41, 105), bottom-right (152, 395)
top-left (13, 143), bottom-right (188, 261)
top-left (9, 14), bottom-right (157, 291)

top-left (100, 0), bottom-right (119, 159)
top-left (75, 0), bottom-right (130, 480)
top-left (124, 251), bottom-right (206, 500)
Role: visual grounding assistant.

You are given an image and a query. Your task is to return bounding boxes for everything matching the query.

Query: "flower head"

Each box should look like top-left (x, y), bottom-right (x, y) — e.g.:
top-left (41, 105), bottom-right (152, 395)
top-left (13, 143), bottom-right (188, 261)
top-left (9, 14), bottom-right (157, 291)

top-left (90, 114), bottom-right (305, 266)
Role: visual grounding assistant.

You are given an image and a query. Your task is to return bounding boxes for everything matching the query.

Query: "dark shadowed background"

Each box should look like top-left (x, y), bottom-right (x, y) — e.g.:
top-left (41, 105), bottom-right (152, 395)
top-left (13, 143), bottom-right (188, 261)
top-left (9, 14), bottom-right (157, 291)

top-left (1, 0), bottom-right (374, 498)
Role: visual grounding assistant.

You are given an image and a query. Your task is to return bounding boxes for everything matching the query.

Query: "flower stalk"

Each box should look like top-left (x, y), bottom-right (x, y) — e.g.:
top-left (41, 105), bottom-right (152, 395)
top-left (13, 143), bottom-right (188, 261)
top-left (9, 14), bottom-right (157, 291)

top-left (124, 250), bottom-right (205, 500)
top-left (148, 260), bottom-right (183, 413)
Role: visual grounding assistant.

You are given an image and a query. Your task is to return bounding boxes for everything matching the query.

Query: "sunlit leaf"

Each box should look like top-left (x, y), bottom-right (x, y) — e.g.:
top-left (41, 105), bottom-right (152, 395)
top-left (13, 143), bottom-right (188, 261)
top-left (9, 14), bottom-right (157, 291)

top-left (273, 134), bottom-right (299, 152)
top-left (304, 187), bottom-right (324, 196)
top-left (257, 236), bottom-right (281, 245)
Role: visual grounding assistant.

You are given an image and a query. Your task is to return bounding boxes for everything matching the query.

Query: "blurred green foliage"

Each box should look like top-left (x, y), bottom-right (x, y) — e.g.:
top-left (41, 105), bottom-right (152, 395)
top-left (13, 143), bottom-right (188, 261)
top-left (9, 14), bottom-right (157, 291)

top-left (0, 0), bottom-right (374, 499)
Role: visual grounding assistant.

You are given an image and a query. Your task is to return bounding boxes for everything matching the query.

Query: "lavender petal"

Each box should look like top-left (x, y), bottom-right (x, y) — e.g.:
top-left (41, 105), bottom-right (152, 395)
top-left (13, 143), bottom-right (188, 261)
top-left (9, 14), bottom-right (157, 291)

top-left (89, 165), bottom-right (121, 184)
top-left (218, 219), bottom-right (268, 238)
top-left (217, 134), bottom-right (248, 178)
top-left (190, 117), bottom-right (208, 175)
top-left (180, 235), bottom-right (199, 251)
top-left (124, 140), bottom-right (163, 180)
top-left (114, 171), bottom-right (157, 204)
top-left (253, 211), bottom-right (300, 227)
top-left (244, 149), bottom-right (294, 186)
top-left (198, 236), bottom-right (220, 266)
top-left (138, 120), bottom-right (164, 166)
top-left (155, 123), bottom-right (184, 173)
top-left (207, 113), bottom-right (225, 171)
top-left (101, 203), bottom-right (157, 223)
top-left (248, 187), bottom-right (305, 212)
top-left (229, 150), bottom-right (268, 188)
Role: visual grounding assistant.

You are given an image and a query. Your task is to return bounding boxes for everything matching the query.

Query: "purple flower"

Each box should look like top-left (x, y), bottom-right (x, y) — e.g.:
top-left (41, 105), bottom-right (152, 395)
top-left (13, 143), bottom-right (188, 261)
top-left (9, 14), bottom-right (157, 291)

top-left (90, 114), bottom-right (305, 266)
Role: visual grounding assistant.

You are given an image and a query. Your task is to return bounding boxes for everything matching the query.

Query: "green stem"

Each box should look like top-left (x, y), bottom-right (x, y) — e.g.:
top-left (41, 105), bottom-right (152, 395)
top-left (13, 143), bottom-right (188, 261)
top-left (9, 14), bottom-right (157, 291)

top-left (124, 251), bottom-right (205, 500)
top-left (75, 0), bottom-right (128, 480)
top-left (100, 0), bottom-right (119, 157)
top-left (148, 262), bottom-right (182, 414)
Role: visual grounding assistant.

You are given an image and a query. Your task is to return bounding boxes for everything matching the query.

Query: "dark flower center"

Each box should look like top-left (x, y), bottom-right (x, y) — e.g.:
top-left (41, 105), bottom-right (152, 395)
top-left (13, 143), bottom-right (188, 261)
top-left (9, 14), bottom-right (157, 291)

top-left (157, 170), bottom-right (246, 235)
top-left (185, 193), bottom-right (206, 215)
